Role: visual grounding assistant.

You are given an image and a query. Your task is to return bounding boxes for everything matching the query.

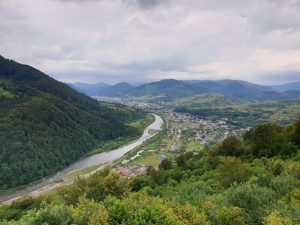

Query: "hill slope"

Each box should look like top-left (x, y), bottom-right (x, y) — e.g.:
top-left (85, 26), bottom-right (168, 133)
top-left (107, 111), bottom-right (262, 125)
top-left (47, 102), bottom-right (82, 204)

top-left (248, 90), bottom-right (300, 101)
top-left (0, 56), bottom-right (144, 190)
top-left (127, 79), bottom-right (208, 100)
top-left (174, 93), bottom-right (245, 107)
top-left (273, 80), bottom-right (300, 92)
top-left (98, 82), bottom-right (134, 97)
top-left (72, 79), bottom-right (300, 102)
top-left (83, 79), bottom-right (277, 101)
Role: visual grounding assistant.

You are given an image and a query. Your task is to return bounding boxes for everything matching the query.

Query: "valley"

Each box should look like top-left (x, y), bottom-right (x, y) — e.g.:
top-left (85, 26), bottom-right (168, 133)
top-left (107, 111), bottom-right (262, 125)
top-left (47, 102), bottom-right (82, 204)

top-left (0, 57), bottom-right (299, 224)
top-left (94, 95), bottom-right (300, 175)
top-left (0, 114), bottom-right (163, 204)
top-left (1, 71), bottom-right (300, 224)
top-left (0, 56), bottom-right (153, 191)
top-left (1, 96), bottom-right (299, 224)
top-left (2, 1), bottom-right (300, 224)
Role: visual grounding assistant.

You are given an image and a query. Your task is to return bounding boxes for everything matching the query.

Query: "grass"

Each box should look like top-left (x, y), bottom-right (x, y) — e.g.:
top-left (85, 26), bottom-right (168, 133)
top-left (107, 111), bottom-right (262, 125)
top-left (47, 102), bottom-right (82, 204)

top-left (114, 126), bottom-right (171, 167)
top-left (155, 136), bottom-right (174, 152)
top-left (130, 152), bottom-right (162, 167)
top-left (130, 151), bottom-right (175, 168)
top-left (66, 165), bottom-right (101, 177)
top-left (185, 141), bottom-right (205, 152)
top-left (87, 136), bottom-right (136, 156)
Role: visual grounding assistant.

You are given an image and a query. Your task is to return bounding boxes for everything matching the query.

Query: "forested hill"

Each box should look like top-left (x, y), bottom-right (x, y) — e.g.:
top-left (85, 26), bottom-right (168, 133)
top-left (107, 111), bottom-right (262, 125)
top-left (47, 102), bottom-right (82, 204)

top-left (0, 55), bottom-right (145, 190)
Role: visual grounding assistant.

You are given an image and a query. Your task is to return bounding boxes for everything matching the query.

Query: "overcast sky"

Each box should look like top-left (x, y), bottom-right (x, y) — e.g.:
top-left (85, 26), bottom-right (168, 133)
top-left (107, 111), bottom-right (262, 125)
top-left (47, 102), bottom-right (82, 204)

top-left (1, 0), bottom-right (300, 84)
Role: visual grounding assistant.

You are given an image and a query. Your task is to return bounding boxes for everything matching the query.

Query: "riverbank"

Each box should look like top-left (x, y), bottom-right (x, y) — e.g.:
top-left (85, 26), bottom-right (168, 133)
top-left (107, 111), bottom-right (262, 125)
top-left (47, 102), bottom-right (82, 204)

top-left (0, 114), bottom-right (163, 204)
top-left (85, 114), bottom-right (155, 157)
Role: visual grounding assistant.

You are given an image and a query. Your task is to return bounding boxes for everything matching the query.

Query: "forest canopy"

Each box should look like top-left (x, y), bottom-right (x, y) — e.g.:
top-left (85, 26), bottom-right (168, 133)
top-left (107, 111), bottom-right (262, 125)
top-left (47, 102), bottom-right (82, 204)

top-left (1, 118), bottom-right (299, 225)
top-left (0, 56), bottom-right (147, 190)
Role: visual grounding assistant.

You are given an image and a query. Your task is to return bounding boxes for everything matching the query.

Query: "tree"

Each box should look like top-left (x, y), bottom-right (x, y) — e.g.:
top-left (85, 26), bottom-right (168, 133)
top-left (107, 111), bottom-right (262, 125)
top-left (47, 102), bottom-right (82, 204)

top-left (103, 197), bottom-right (130, 224)
top-left (293, 118), bottom-right (300, 146)
top-left (243, 123), bottom-right (297, 157)
top-left (19, 202), bottom-right (73, 225)
top-left (227, 182), bottom-right (275, 224)
top-left (212, 135), bottom-right (244, 157)
top-left (263, 211), bottom-right (293, 225)
top-left (86, 171), bottom-right (129, 201)
top-left (214, 206), bottom-right (246, 225)
top-left (88, 207), bottom-right (109, 225)
top-left (159, 158), bottom-right (173, 170)
top-left (71, 197), bottom-right (101, 225)
top-left (216, 157), bottom-right (251, 187)
top-left (175, 203), bottom-right (210, 225)
top-left (175, 154), bottom-right (186, 168)
top-left (146, 166), bottom-right (165, 185)
top-left (130, 176), bottom-right (155, 191)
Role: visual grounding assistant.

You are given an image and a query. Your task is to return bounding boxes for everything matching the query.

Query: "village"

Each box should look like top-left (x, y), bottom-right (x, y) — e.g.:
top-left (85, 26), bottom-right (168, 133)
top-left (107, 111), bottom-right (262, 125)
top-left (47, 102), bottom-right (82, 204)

top-left (105, 98), bottom-right (250, 178)
top-left (164, 110), bottom-right (249, 146)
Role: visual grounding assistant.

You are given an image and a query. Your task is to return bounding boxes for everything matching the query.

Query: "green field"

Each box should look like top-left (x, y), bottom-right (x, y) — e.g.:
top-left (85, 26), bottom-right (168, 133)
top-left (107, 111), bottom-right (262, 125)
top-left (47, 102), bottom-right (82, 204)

top-left (66, 165), bottom-right (101, 177)
top-left (114, 124), bottom-right (178, 167)
top-left (185, 141), bottom-right (205, 152)
top-left (130, 151), bottom-right (162, 167)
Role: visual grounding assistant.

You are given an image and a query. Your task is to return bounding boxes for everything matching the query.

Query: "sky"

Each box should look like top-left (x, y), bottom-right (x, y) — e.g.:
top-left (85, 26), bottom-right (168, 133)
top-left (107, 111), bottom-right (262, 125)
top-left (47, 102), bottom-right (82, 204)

top-left (1, 0), bottom-right (300, 85)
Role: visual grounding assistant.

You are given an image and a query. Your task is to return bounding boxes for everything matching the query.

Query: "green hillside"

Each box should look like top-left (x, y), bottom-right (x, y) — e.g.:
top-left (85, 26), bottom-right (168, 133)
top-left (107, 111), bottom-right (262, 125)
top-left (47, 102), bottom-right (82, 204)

top-left (175, 99), bottom-right (300, 128)
top-left (98, 82), bottom-right (134, 97)
top-left (0, 56), bottom-right (146, 190)
top-left (174, 93), bottom-right (245, 107)
top-left (1, 118), bottom-right (299, 225)
top-left (127, 79), bottom-right (208, 101)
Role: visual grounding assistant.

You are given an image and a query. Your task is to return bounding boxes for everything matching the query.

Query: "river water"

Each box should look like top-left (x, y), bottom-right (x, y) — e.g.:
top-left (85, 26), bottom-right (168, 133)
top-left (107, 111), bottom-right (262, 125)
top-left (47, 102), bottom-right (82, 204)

top-left (0, 114), bottom-right (163, 203)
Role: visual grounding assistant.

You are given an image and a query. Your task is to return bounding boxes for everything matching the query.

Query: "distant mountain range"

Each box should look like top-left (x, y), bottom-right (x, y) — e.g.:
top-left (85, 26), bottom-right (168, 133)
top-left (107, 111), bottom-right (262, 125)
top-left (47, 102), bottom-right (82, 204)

top-left (71, 79), bottom-right (300, 101)
top-left (67, 82), bottom-right (109, 96)
top-left (273, 81), bottom-right (300, 92)
top-left (98, 82), bottom-right (134, 97)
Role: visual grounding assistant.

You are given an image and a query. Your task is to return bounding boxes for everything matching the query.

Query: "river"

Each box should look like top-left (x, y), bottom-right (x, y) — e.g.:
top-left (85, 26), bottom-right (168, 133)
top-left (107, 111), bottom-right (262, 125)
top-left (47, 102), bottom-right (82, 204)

top-left (0, 113), bottom-right (163, 203)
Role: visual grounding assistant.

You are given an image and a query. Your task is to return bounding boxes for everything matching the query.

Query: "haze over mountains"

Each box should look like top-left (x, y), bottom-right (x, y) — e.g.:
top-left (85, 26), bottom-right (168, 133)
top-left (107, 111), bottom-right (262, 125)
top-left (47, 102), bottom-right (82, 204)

top-left (71, 79), bottom-right (300, 101)
top-left (68, 82), bottom-right (109, 96)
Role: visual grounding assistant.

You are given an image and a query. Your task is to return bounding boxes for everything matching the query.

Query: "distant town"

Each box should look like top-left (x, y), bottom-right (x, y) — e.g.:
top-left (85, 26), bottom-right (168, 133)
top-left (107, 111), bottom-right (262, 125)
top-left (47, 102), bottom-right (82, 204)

top-left (96, 96), bottom-right (250, 151)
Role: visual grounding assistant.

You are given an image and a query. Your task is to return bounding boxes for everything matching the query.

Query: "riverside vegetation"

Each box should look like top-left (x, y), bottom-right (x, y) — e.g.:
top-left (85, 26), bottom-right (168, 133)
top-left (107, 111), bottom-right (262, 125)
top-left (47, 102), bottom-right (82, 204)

top-left (0, 118), bottom-right (299, 225)
top-left (0, 56), bottom-right (149, 190)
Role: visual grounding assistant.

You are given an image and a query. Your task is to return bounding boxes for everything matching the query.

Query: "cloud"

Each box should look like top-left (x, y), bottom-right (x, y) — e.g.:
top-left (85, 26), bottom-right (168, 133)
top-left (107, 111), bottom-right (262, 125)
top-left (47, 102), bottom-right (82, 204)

top-left (54, 0), bottom-right (164, 10)
top-left (1, 0), bottom-right (300, 84)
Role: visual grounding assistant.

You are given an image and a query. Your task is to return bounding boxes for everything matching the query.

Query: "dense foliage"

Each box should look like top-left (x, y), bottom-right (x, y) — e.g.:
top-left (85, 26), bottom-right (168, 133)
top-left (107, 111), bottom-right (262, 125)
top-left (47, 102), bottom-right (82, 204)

top-left (0, 56), bottom-right (146, 190)
top-left (1, 118), bottom-right (299, 224)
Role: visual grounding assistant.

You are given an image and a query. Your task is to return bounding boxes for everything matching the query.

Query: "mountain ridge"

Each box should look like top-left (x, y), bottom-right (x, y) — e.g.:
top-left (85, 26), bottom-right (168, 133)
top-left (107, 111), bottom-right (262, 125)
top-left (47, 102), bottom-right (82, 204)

top-left (273, 81), bottom-right (300, 92)
top-left (71, 79), bottom-right (300, 101)
top-left (0, 55), bottom-right (144, 190)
